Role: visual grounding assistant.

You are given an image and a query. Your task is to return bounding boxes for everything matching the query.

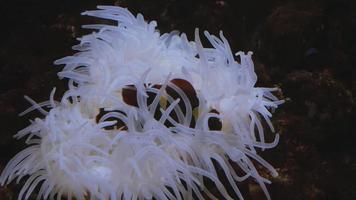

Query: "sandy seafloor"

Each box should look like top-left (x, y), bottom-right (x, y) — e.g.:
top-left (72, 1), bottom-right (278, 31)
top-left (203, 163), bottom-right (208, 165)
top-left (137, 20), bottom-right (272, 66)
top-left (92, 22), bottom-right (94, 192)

top-left (0, 0), bottom-right (355, 199)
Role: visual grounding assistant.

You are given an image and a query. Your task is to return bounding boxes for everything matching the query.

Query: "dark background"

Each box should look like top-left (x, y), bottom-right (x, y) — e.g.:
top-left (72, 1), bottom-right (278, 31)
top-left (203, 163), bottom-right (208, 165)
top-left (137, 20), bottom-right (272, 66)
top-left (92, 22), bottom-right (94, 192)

top-left (0, 0), bottom-right (355, 199)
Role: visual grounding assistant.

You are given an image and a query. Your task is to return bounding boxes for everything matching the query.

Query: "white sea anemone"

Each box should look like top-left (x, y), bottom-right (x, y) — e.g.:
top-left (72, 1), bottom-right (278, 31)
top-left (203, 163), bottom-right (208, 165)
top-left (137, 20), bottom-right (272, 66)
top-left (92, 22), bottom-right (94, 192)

top-left (1, 5), bottom-right (284, 200)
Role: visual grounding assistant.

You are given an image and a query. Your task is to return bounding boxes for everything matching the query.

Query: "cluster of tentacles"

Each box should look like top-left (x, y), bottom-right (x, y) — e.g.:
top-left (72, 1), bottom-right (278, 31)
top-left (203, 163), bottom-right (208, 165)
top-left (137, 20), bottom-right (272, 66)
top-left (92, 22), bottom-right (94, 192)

top-left (0, 6), bottom-right (283, 200)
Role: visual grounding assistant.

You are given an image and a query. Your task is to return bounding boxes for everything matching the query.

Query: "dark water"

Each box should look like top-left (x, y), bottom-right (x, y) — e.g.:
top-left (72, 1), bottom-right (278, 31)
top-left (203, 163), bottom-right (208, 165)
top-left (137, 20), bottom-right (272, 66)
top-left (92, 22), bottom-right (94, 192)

top-left (0, 0), bottom-right (355, 199)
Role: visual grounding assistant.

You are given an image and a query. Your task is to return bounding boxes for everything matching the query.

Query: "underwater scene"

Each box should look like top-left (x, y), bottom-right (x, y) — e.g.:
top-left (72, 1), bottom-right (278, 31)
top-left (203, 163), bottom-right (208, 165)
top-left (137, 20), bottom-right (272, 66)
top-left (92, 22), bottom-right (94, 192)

top-left (0, 0), bottom-right (355, 199)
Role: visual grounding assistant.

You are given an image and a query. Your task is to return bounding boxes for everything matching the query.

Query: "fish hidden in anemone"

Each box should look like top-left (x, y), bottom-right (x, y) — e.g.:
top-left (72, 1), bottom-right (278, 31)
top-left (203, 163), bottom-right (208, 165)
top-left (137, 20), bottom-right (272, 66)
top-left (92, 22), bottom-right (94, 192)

top-left (0, 5), bottom-right (284, 200)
